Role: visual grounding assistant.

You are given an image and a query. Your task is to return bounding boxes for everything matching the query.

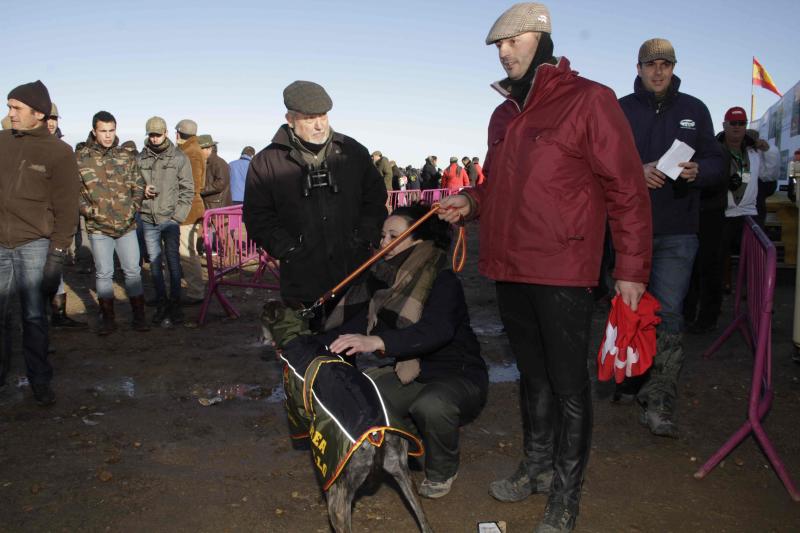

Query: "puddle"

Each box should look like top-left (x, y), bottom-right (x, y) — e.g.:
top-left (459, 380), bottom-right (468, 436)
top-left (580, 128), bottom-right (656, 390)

top-left (488, 362), bottom-right (519, 383)
top-left (91, 376), bottom-right (135, 398)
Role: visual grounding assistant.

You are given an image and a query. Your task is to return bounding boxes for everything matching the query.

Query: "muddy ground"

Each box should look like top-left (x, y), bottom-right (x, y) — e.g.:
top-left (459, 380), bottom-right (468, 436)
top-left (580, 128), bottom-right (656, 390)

top-left (1, 223), bottom-right (800, 533)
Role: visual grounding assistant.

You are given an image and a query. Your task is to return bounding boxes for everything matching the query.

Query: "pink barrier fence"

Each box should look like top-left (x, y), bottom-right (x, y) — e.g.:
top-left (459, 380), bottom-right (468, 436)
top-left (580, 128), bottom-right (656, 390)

top-left (198, 205), bottom-right (280, 325)
top-left (386, 188), bottom-right (463, 212)
top-left (694, 216), bottom-right (799, 501)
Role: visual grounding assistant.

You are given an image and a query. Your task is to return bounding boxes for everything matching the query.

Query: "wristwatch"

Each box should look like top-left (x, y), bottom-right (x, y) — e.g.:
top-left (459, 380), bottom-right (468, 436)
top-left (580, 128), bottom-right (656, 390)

top-left (52, 247), bottom-right (67, 256)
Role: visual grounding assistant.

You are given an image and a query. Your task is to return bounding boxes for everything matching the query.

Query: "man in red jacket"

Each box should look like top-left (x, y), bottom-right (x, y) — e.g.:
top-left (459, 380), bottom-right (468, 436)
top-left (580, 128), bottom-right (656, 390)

top-left (440, 4), bottom-right (651, 532)
top-left (440, 156), bottom-right (470, 190)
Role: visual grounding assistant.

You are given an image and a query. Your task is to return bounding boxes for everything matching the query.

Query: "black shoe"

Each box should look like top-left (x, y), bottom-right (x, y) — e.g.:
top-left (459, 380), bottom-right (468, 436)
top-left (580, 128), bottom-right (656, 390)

top-left (534, 500), bottom-right (577, 533)
top-left (152, 299), bottom-right (170, 324)
top-left (51, 313), bottom-right (88, 329)
top-left (31, 383), bottom-right (56, 407)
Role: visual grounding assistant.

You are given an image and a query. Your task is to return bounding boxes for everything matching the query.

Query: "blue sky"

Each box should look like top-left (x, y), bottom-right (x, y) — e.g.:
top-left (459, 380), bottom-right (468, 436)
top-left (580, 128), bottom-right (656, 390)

top-left (3, 0), bottom-right (797, 165)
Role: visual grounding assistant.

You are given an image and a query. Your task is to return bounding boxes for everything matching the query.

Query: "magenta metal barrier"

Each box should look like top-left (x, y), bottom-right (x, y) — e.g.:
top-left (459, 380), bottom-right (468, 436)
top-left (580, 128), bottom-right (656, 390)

top-left (386, 188), bottom-right (464, 213)
top-left (198, 205), bottom-right (280, 325)
top-left (694, 216), bottom-right (799, 501)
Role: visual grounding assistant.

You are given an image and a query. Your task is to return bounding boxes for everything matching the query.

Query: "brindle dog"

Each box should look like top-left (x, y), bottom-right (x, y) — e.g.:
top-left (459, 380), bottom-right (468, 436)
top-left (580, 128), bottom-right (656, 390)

top-left (261, 300), bottom-right (434, 533)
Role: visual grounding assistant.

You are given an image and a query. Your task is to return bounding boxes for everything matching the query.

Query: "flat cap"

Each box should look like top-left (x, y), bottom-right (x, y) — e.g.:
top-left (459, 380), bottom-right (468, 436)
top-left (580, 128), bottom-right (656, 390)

top-left (449, 156), bottom-right (458, 163)
top-left (486, 3), bottom-right (551, 45)
top-left (638, 38), bottom-right (676, 64)
top-left (197, 134), bottom-right (217, 148)
top-left (50, 103), bottom-right (60, 118)
top-left (283, 80), bottom-right (332, 115)
top-left (146, 116), bottom-right (167, 135)
top-left (175, 119), bottom-right (198, 136)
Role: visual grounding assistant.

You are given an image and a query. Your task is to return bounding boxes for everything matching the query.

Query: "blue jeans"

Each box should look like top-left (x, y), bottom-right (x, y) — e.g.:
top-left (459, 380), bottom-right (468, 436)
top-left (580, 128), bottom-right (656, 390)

top-left (649, 234), bottom-right (699, 333)
top-left (88, 230), bottom-right (143, 299)
top-left (0, 239), bottom-right (52, 385)
top-left (142, 220), bottom-right (181, 301)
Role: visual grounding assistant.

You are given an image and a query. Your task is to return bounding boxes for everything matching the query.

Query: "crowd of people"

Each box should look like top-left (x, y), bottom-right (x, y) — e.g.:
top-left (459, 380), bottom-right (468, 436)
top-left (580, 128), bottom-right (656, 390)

top-left (0, 2), bottom-right (791, 532)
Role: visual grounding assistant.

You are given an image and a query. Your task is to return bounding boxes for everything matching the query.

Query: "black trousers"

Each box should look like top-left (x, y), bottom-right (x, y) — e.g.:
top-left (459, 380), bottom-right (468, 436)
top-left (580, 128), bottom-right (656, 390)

top-left (684, 209), bottom-right (726, 325)
top-left (496, 282), bottom-right (593, 396)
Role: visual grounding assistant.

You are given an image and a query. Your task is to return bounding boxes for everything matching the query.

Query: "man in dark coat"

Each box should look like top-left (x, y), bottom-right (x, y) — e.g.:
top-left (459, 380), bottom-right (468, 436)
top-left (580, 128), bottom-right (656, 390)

top-left (421, 156), bottom-right (441, 190)
top-left (243, 81), bottom-right (387, 330)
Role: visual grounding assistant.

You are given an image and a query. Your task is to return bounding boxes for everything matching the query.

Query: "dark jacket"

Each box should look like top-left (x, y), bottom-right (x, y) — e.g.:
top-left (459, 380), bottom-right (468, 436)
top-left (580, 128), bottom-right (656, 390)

top-left (374, 156), bottom-right (393, 192)
top-left (243, 125), bottom-right (388, 302)
top-left (0, 125), bottom-right (80, 250)
top-left (420, 161), bottom-right (440, 190)
top-left (201, 152), bottom-right (232, 209)
top-left (618, 75), bottom-right (725, 235)
top-left (316, 269), bottom-right (488, 395)
top-left (467, 57), bottom-right (652, 286)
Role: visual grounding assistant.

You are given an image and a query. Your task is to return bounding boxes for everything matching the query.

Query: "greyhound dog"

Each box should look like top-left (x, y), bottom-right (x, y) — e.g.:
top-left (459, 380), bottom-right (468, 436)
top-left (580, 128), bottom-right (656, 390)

top-left (261, 300), bottom-right (434, 533)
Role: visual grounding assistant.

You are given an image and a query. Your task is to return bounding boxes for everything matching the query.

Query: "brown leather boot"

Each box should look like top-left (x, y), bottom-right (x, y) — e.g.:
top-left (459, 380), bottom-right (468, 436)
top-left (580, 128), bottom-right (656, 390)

top-left (129, 295), bottom-right (150, 332)
top-left (97, 298), bottom-right (116, 336)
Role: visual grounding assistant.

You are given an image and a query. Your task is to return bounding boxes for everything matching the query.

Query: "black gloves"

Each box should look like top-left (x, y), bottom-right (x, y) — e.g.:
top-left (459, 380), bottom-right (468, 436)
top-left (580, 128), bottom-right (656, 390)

top-left (40, 250), bottom-right (65, 299)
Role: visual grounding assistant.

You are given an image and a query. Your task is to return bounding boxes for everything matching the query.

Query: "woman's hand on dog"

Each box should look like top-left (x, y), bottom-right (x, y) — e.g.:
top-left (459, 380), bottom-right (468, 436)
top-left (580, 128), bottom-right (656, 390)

top-left (329, 334), bottom-right (385, 356)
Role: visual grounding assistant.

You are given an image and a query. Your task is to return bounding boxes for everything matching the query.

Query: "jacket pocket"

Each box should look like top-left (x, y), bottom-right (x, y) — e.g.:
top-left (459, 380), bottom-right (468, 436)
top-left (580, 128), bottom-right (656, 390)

top-left (17, 162), bottom-right (51, 201)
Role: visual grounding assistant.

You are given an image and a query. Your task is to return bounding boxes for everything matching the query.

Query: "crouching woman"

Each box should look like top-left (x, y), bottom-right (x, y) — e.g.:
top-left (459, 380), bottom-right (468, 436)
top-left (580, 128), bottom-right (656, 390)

top-left (318, 203), bottom-right (488, 499)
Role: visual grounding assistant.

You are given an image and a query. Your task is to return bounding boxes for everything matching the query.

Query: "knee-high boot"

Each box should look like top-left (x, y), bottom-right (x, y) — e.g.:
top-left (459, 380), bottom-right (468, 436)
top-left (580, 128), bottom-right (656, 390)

top-left (535, 385), bottom-right (592, 533)
top-left (489, 378), bottom-right (554, 502)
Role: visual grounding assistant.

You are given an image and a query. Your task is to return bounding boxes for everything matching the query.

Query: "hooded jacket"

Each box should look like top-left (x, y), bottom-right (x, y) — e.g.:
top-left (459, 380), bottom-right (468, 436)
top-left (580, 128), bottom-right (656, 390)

top-left (76, 133), bottom-right (145, 237)
top-left (618, 76), bottom-right (725, 235)
top-left (465, 57), bottom-right (652, 286)
top-left (137, 138), bottom-right (194, 225)
top-left (0, 125), bottom-right (80, 250)
top-left (441, 163), bottom-right (470, 190)
top-left (243, 125), bottom-right (388, 302)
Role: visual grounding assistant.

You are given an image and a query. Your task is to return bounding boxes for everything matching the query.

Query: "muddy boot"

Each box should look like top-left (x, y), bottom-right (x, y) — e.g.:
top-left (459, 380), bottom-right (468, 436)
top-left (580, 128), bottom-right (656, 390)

top-left (637, 332), bottom-right (684, 438)
top-left (97, 298), bottom-right (116, 336)
top-left (535, 387), bottom-right (592, 533)
top-left (129, 295), bottom-right (150, 332)
top-left (489, 380), bottom-right (554, 502)
top-left (50, 293), bottom-right (87, 329)
top-left (152, 299), bottom-right (170, 325)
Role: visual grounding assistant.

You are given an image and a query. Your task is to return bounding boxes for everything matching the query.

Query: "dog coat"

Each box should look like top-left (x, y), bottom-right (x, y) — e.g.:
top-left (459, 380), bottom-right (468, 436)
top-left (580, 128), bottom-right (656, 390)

top-left (279, 337), bottom-right (423, 490)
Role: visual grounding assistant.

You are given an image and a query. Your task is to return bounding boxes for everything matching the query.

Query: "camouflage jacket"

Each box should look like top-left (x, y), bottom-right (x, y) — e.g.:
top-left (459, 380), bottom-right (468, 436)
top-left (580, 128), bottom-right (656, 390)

top-left (76, 134), bottom-right (145, 237)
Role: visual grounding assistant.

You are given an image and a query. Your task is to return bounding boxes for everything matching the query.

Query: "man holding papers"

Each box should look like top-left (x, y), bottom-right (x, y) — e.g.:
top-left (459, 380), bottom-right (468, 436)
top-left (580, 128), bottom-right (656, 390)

top-left (618, 38), bottom-right (724, 438)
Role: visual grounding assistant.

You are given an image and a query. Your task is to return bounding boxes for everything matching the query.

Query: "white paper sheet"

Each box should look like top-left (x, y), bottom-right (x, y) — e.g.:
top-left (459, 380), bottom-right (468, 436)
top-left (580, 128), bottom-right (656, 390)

top-left (656, 139), bottom-right (696, 180)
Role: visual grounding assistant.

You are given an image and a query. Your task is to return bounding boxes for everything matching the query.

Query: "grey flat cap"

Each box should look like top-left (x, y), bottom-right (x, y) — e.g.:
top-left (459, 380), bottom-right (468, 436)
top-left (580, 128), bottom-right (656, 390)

top-left (486, 3), bottom-right (552, 45)
top-left (175, 119), bottom-right (198, 136)
top-left (283, 81), bottom-right (332, 115)
top-left (197, 134), bottom-right (217, 148)
top-left (638, 38), bottom-right (677, 64)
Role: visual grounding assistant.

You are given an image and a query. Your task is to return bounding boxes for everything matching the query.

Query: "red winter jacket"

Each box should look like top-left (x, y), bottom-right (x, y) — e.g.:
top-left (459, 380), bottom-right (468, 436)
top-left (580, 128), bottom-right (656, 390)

top-left (473, 163), bottom-right (486, 186)
top-left (465, 57), bottom-right (651, 286)
top-left (440, 163), bottom-right (470, 191)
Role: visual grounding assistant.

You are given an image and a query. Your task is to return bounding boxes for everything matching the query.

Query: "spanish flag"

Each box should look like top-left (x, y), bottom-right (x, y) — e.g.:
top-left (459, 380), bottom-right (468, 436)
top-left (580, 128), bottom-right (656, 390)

top-left (753, 57), bottom-right (782, 97)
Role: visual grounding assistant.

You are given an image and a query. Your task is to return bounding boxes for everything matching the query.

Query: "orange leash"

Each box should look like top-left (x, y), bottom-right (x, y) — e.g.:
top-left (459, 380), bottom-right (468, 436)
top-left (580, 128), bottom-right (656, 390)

top-left (300, 203), bottom-right (467, 318)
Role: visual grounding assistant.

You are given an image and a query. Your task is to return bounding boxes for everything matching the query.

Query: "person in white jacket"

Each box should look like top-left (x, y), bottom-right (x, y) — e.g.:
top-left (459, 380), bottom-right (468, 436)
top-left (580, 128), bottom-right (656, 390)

top-left (688, 106), bottom-right (779, 333)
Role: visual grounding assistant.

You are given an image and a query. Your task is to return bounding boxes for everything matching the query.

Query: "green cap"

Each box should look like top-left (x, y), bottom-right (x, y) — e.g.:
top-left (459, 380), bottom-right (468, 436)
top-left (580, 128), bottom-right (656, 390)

top-left (197, 134), bottom-right (217, 149)
top-left (145, 116), bottom-right (167, 134)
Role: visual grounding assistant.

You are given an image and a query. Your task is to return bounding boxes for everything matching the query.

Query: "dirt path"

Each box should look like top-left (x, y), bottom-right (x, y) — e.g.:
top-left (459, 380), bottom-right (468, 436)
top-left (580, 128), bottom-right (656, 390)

top-left (1, 224), bottom-right (799, 532)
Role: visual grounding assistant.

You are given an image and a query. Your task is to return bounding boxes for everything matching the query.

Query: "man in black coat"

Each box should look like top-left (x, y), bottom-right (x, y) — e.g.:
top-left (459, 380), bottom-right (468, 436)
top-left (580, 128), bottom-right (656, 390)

top-left (421, 155), bottom-right (441, 190)
top-left (243, 81), bottom-right (387, 328)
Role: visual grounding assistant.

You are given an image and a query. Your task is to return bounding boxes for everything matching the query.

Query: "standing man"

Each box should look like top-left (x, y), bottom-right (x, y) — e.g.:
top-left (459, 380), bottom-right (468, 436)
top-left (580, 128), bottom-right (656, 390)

top-left (244, 81), bottom-right (387, 330)
top-left (421, 155), bottom-right (441, 190)
top-left (137, 116), bottom-right (195, 325)
top-left (175, 119), bottom-right (206, 305)
top-left (440, 157), bottom-right (469, 190)
top-left (199, 135), bottom-right (232, 210)
top-left (229, 146), bottom-right (255, 205)
top-left (472, 156), bottom-right (486, 185)
top-left (462, 156), bottom-right (478, 187)
top-left (1, 81), bottom-right (80, 405)
top-left (439, 5), bottom-right (652, 531)
top-left (371, 150), bottom-right (394, 192)
top-left (618, 38), bottom-right (724, 437)
top-left (77, 111), bottom-right (149, 335)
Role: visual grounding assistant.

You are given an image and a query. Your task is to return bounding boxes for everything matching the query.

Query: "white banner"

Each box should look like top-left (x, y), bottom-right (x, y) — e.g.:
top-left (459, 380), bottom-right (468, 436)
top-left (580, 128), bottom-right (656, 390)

top-left (750, 79), bottom-right (800, 192)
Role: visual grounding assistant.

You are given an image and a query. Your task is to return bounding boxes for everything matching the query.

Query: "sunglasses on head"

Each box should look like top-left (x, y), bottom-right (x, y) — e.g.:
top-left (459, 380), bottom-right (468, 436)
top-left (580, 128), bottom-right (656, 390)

top-left (728, 120), bottom-right (747, 127)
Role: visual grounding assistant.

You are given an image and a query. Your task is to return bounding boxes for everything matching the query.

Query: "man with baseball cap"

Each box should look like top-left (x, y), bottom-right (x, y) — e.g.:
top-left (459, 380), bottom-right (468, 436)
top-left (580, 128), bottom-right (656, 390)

top-left (243, 80), bottom-right (387, 329)
top-left (439, 5), bottom-right (651, 531)
top-left (137, 116), bottom-right (195, 325)
top-left (1, 80), bottom-right (80, 405)
top-left (174, 118), bottom-right (206, 308)
top-left (617, 38), bottom-right (724, 438)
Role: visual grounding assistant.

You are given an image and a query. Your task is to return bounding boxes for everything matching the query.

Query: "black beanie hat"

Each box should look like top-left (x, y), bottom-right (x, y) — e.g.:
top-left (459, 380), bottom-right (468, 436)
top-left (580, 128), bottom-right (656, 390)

top-left (7, 80), bottom-right (52, 117)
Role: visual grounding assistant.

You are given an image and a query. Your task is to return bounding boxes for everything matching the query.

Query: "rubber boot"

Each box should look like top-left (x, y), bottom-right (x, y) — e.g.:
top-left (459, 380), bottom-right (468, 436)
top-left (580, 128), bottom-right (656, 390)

top-left (50, 293), bottom-right (87, 329)
top-left (637, 331), bottom-right (684, 438)
top-left (535, 386), bottom-right (592, 533)
top-left (129, 295), bottom-right (150, 332)
top-left (97, 298), bottom-right (116, 336)
top-left (489, 379), bottom-right (554, 502)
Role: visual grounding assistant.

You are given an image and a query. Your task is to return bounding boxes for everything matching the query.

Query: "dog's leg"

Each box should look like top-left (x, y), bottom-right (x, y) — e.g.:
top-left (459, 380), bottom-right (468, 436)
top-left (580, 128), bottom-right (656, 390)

top-left (326, 443), bottom-right (375, 533)
top-left (382, 434), bottom-right (434, 533)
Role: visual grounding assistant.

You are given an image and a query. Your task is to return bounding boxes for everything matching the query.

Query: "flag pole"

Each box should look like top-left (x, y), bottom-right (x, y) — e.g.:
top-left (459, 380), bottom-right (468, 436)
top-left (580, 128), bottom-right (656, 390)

top-left (750, 56), bottom-right (756, 125)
